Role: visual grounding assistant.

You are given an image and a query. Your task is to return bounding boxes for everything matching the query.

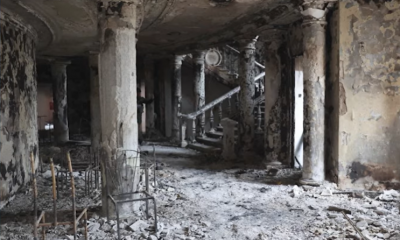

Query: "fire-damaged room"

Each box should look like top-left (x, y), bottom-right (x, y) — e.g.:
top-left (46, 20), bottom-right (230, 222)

top-left (0, 0), bottom-right (399, 239)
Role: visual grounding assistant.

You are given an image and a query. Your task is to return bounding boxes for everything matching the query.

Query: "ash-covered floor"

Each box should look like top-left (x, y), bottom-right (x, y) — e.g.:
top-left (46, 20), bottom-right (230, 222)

top-left (1, 145), bottom-right (399, 240)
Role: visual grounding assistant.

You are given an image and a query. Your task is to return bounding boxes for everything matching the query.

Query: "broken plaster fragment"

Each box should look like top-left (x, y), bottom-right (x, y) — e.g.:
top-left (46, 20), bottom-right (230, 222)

top-left (301, 8), bottom-right (325, 19)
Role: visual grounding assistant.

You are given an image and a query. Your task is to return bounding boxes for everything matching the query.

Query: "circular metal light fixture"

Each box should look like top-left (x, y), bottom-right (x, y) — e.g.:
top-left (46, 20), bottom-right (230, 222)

top-left (205, 49), bottom-right (222, 67)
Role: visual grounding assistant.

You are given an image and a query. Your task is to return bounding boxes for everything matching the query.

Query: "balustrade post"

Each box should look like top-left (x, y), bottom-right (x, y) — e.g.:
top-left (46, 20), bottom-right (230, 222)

top-left (235, 93), bottom-right (239, 112)
top-left (192, 119), bottom-right (197, 142)
top-left (180, 120), bottom-right (187, 147)
top-left (227, 96), bottom-right (232, 116)
top-left (218, 102), bottom-right (223, 127)
top-left (257, 102), bottom-right (262, 132)
top-left (209, 108), bottom-right (214, 132)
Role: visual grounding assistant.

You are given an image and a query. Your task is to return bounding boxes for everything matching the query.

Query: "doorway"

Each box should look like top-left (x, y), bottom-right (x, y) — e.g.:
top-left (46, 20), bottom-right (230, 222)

top-left (294, 56), bottom-right (304, 168)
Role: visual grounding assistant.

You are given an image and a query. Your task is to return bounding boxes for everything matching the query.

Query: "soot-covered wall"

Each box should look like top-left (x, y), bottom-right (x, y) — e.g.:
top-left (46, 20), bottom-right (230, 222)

top-left (334, 1), bottom-right (400, 189)
top-left (0, 14), bottom-right (38, 205)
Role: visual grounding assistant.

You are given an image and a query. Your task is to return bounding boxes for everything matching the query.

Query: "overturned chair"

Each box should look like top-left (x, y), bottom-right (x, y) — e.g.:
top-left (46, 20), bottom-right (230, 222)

top-left (105, 148), bottom-right (157, 240)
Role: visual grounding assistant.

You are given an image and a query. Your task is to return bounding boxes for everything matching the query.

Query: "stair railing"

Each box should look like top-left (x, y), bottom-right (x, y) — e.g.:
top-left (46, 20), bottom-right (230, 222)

top-left (178, 45), bottom-right (267, 146)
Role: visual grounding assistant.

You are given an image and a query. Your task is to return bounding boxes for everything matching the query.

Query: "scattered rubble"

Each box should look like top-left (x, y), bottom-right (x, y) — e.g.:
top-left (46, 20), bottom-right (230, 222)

top-left (1, 145), bottom-right (399, 239)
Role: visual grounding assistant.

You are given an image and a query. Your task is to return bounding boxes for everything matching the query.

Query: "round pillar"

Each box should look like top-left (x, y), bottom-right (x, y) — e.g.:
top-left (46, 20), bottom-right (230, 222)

top-left (144, 56), bottom-right (155, 129)
top-left (237, 37), bottom-right (257, 159)
top-left (264, 40), bottom-right (283, 166)
top-left (172, 55), bottom-right (184, 141)
top-left (51, 60), bottom-right (70, 144)
top-left (193, 51), bottom-right (206, 138)
top-left (0, 12), bottom-right (38, 202)
top-left (89, 53), bottom-right (101, 150)
top-left (300, 4), bottom-right (327, 185)
top-left (98, 1), bottom-right (140, 216)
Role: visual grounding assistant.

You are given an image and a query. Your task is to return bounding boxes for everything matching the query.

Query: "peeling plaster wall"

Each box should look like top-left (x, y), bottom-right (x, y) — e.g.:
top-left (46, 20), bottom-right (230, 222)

top-left (337, 1), bottom-right (400, 189)
top-left (0, 15), bottom-right (38, 205)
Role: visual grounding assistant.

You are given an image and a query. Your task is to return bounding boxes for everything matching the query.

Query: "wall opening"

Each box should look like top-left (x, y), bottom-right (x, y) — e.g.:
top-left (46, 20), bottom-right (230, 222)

top-left (294, 56), bottom-right (304, 168)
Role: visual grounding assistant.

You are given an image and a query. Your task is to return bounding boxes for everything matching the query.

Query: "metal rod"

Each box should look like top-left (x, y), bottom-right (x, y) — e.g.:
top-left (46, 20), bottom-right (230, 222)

top-left (50, 159), bottom-right (57, 226)
top-left (42, 214), bottom-right (46, 240)
top-left (152, 145), bottom-right (156, 189)
top-left (76, 209), bottom-right (86, 222)
top-left (37, 221), bottom-right (74, 227)
top-left (30, 152), bottom-right (38, 240)
top-left (145, 166), bottom-right (149, 218)
top-left (116, 203), bottom-right (121, 240)
top-left (341, 212), bottom-right (366, 239)
top-left (66, 152), bottom-right (77, 240)
top-left (36, 211), bottom-right (45, 226)
top-left (84, 211), bottom-right (88, 240)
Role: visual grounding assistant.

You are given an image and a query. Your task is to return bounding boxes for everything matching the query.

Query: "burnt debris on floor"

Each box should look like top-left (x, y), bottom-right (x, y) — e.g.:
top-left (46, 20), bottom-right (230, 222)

top-left (1, 145), bottom-right (399, 240)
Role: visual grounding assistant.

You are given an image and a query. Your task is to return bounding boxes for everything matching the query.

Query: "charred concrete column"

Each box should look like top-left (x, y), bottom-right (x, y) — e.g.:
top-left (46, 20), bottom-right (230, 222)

top-left (193, 51), bottom-right (206, 138)
top-left (264, 40), bottom-right (282, 166)
top-left (172, 55), bottom-right (184, 141)
top-left (51, 60), bottom-right (70, 144)
top-left (300, 2), bottom-right (327, 185)
top-left (89, 53), bottom-right (101, 150)
top-left (0, 12), bottom-right (38, 204)
top-left (237, 37), bottom-right (257, 159)
top-left (98, 1), bottom-right (139, 216)
top-left (144, 56), bottom-right (155, 129)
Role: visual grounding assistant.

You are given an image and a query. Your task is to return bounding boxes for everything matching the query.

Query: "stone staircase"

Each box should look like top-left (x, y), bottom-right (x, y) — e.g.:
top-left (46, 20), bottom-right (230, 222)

top-left (180, 45), bottom-right (266, 154)
top-left (186, 101), bottom-right (265, 153)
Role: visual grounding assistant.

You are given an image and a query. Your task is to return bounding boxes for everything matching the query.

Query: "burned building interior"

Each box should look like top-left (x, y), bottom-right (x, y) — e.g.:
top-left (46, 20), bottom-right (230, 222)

top-left (1, 0), bottom-right (400, 239)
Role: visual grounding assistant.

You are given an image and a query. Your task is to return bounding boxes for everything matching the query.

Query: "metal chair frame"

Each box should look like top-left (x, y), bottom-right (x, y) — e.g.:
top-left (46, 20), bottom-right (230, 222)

top-left (105, 148), bottom-right (158, 240)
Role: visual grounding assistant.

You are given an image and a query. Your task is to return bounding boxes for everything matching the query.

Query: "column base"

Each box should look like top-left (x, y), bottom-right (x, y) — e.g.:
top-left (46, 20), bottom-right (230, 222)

top-left (265, 161), bottom-right (282, 167)
top-left (180, 140), bottom-right (188, 148)
top-left (299, 178), bottom-right (321, 186)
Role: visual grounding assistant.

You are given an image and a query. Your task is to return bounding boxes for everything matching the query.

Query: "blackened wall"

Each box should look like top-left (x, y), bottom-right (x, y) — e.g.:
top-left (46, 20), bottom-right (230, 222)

top-left (0, 14), bottom-right (38, 205)
top-left (67, 57), bottom-right (91, 139)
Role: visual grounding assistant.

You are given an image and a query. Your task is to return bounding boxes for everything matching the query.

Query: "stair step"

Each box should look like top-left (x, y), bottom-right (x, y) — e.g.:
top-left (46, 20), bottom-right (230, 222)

top-left (187, 143), bottom-right (221, 153)
top-left (196, 136), bottom-right (222, 147)
top-left (206, 131), bottom-right (223, 138)
top-left (216, 126), bottom-right (238, 131)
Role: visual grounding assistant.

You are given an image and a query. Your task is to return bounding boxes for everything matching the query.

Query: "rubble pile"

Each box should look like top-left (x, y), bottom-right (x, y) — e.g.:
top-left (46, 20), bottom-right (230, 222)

top-left (1, 150), bottom-right (399, 239)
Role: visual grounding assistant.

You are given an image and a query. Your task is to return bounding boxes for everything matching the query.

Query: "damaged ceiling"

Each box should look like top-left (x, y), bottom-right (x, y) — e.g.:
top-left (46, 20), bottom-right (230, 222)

top-left (1, 0), bottom-right (303, 56)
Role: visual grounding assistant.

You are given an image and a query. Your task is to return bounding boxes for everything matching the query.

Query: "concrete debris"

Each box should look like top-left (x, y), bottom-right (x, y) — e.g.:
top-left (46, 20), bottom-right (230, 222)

top-left (88, 222), bottom-right (101, 232)
top-left (327, 205), bottom-right (352, 214)
top-left (356, 220), bottom-right (368, 230)
top-left (376, 190), bottom-right (400, 202)
top-left (1, 145), bottom-right (400, 239)
top-left (290, 185), bottom-right (303, 198)
top-left (128, 220), bottom-right (149, 232)
top-left (320, 188), bottom-right (333, 196)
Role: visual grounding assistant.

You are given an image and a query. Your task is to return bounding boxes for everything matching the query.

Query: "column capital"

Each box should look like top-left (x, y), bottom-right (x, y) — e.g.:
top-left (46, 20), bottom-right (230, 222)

top-left (174, 54), bottom-right (186, 66)
top-left (238, 36), bottom-right (258, 58)
top-left (98, 1), bottom-right (140, 30)
top-left (192, 50), bottom-right (206, 64)
top-left (264, 41), bottom-right (282, 52)
top-left (300, 0), bottom-right (333, 25)
top-left (259, 30), bottom-right (284, 50)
